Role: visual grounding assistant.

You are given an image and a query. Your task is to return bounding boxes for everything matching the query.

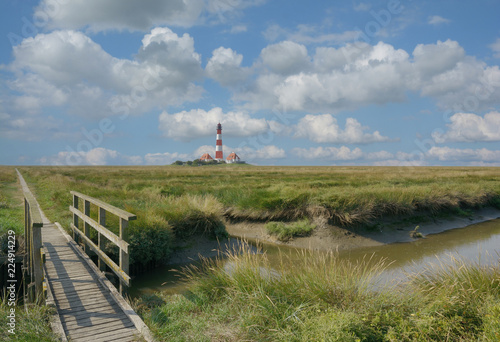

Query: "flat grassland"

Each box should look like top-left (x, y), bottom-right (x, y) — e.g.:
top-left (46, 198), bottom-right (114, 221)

top-left (17, 165), bottom-right (500, 224)
top-left (4, 165), bottom-right (500, 341)
top-left (11, 165), bottom-right (500, 264)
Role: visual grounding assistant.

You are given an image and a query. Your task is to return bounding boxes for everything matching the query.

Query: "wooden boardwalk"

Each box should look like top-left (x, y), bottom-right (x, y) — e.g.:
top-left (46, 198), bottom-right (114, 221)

top-left (17, 171), bottom-right (153, 342)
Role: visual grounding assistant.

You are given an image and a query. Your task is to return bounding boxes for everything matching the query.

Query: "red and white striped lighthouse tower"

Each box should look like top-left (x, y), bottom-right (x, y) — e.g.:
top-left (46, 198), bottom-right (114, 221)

top-left (215, 122), bottom-right (223, 161)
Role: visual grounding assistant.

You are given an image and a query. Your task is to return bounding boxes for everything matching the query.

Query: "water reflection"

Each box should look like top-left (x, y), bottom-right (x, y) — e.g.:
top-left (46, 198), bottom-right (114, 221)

top-left (130, 219), bottom-right (500, 298)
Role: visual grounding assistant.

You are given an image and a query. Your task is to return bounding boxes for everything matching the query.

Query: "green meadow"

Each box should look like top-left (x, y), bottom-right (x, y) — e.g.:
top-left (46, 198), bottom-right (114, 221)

top-left (2, 165), bottom-right (500, 341)
top-left (136, 247), bottom-right (500, 341)
top-left (11, 165), bottom-right (500, 266)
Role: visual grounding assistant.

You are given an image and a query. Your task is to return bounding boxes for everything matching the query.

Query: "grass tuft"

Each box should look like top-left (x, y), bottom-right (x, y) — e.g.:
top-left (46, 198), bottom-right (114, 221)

top-left (265, 219), bottom-right (316, 241)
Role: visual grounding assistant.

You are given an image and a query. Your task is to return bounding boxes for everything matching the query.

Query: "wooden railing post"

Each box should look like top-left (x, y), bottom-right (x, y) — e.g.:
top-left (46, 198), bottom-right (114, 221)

top-left (98, 207), bottom-right (106, 272)
top-left (23, 198), bottom-right (31, 304)
top-left (119, 218), bottom-right (129, 296)
top-left (24, 198), bottom-right (31, 273)
top-left (84, 200), bottom-right (91, 254)
top-left (32, 224), bottom-right (43, 303)
top-left (73, 194), bottom-right (79, 244)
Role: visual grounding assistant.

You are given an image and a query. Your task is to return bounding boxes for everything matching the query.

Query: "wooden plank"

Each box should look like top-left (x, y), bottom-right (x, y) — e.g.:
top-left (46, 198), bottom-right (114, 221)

top-left (53, 287), bottom-right (106, 300)
top-left (68, 322), bottom-right (135, 339)
top-left (46, 267), bottom-right (92, 278)
top-left (46, 271), bottom-right (93, 281)
top-left (71, 224), bottom-right (131, 286)
top-left (61, 313), bottom-right (130, 327)
top-left (59, 301), bottom-right (122, 315)
top-left (60, 305), bottom-right (123, 320)
top-left (70, 329), bottom-right (136, 342)
top-left (83, 327), bottom-right (137, 342)
top-left (50, 284), bottom-right (102, 296)
top-left (70, 191), bottom-right (137, 221)
top-left (70, 206), bottom-right (129, 253)
top-left (42, 259), bottom-right (69, 342)
top-left (68, 321), bottom-right (135, 340)
top-left (55, 296), bottom-right (114, 310)
top-left (60, 306), bottom-right (122, 319)
top-left (60, 308), bottom-right (124, 322)
top-left (50, 282), bottom-right (100, 293)
top-left (47, 274), bottom-right (95, 282)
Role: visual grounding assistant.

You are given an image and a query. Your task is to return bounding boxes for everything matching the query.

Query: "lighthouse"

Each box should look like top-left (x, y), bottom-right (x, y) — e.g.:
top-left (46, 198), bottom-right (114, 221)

top-left (215, 122), bottom-right (223, 161)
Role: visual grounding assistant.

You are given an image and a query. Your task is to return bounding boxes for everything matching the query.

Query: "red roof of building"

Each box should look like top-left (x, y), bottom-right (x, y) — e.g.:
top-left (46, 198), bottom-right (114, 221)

top-left (200, 153), bottom-right (213, 161)
top-left (226, 152), bottom-right (240, 161)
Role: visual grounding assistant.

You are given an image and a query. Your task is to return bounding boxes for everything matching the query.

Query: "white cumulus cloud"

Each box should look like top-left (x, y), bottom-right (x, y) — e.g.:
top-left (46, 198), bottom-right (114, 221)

top-left (7, 29), bottom-right (204, 118)
top-left (34, 0), bottom-right (265, 32)
top-left (490, 38), bottom-right (500, 58)
top-left (235, 39), bottom-right (500, 113)
top-left (206, 47), bottom-right (249, 86)
top-left (260, 41), bottom-right (310, 75)
top-left (433, 112), bottom-right (500, 143)
top-left (292, 146), bottom-right (364, 160)
top-left (294, 114), bottom-right (391, 144)
top-left (427, 146), bottom-right (500, 162)
top-left (158, 107), bottom-right (271, 141)
top-left (40, 148), bottom-right (143, 166)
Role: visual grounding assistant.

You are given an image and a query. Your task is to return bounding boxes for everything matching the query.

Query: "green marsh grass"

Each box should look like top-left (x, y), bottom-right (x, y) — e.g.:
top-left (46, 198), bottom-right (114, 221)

top-left (0, 302), bottom-right (59, 342)
top-left (0, 167), bottom-right (24, 237)
top-left (137, 249), bottom-right (500, 341)
top-left (16, 166), bottom-right (500, 266)
top-left (265, 219), bottom-right (316, 241)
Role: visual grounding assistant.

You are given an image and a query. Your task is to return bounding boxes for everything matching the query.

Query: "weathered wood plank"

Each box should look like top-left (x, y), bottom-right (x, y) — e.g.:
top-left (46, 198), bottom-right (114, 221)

top-left (61, 314), bottom-right (131, 328)
top-left (69, 206), bottom-right (129, 252)
top-left (53, 287), bottom-right (107, 300)
top-left (68, 320), bottom-right (135, 339)
top-left (55, 296), bottom-right (114, 310)
top-left (60, 305), bottom-right (124, 320)
top-left (70, 329), bottom-right (136, 342)
top-left (50, 284), bottom-right (103, 297)
top-left (85, 328), bottom-right (137, 342)
top-left (70, 191), bottom-right (137, 221)
top-left (59, 301), bottom-right (122, 315)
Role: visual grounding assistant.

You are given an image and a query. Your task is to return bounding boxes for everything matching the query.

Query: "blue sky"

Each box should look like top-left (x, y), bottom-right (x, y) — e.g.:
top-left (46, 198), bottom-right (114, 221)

top-left (1, 0), bottom-right (500, 166)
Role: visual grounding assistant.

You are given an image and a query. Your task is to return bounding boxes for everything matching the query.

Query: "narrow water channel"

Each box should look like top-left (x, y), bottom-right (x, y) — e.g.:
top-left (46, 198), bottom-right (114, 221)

top-left (129, 219), bottom-right (500, 298)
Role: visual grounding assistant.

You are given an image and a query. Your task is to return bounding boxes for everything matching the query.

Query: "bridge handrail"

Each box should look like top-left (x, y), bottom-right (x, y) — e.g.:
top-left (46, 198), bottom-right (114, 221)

top-left (69, 191), bottom-right (136, 295)
top-left (23, 189), bottom-right (44, 303)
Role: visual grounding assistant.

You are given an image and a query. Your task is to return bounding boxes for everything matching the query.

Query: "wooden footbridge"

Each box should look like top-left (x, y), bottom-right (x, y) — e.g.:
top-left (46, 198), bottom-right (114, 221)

top-left (17, 170), bottom-right (154, 342)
